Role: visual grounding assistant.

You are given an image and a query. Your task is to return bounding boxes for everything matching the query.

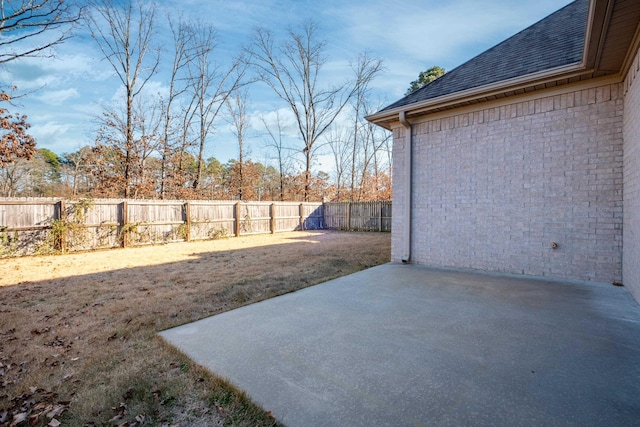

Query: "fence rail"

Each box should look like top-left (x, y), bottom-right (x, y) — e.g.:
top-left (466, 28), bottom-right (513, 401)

top-left (323, 201), bottom-right (392, 232)
top-left (0, 198), bottom-right (390, 257)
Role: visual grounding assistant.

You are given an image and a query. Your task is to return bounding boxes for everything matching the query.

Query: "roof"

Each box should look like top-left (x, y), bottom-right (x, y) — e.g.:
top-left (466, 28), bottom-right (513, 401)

top-left (380, 0), bottom-right (589, 113)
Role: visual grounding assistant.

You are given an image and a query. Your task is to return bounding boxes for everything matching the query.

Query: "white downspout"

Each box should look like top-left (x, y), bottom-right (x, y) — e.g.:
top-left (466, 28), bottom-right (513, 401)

top-left (399, 111), bottom-right (412, 263)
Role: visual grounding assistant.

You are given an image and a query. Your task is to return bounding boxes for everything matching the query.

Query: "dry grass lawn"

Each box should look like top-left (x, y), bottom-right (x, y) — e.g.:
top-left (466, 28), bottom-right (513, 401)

top-left (0, 230), bottom-right (390, 426)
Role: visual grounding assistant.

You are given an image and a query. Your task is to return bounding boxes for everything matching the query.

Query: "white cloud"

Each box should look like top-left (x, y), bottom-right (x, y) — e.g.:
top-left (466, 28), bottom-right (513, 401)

top-left (140, 79), bottom-right (171, 100)
top-left (30, 121), bottom-right (73, 146)
top-left (36, 88), bottom-right (80, 105)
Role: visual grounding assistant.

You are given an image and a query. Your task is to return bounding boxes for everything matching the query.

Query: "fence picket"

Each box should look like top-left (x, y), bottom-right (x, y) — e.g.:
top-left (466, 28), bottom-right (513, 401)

top-left (0, 198), bottom-right (390, 256)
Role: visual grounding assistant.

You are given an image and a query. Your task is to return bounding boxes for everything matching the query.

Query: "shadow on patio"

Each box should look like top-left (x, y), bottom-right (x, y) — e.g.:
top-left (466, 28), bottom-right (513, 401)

top-left (161, 263), bottom-right (640, 426)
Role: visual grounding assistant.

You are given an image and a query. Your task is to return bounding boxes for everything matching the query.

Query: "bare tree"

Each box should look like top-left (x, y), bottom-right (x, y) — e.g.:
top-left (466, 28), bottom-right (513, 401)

top-left (159, 15), bottom-right (195, 199)
top-left (0, 149), bottom-right (60, 196)
top-left (61, 146), bottom-right (92, 196)
top-left (187, 21), bottom-right (247, 190)
top-left (348, 97), bottom-right (392, 201)
top-left (326, 126), bottom-right (350, 200)
top-left (86, 0), bottom-right (160, 197)
top-left (131, 96), bottom-right (162, 197)
top-left (371, 125), bottom-right (393, 200)
top-left (174, 99), bottom-right (198, 189)
top-left (0, 157), bottom-right (28, 196)
top-left (261, 111), bottom-right (294, 201)
top-left (356, 117), bottom-right (391, 200)
top-left (225, 89), bottom-right (250, 199)
top-left (348, 53), bottom-right (385, 199)
top-left (248, 21), bottom-right (382, 201)
top-left (0, 0), bottom-right (82, 65)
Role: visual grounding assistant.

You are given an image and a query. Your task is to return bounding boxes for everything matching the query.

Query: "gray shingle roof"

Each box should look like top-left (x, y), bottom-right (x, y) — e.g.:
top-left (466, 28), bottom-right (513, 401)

top-left (380, 0), bottom-right (588, 112)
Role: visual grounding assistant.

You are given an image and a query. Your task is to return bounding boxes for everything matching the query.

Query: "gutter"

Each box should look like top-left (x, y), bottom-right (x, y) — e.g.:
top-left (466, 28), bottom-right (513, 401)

top-left (398, 111), bottom-right (412, 263)
top-left (366, 63), bottom-right (588, 128)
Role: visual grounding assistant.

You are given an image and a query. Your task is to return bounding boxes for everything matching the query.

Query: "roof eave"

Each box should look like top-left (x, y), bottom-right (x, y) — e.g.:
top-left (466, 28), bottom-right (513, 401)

top-left (619, 13), bottom-right (640, 77)
top-left (366, 62), bottom-right (589, 129)
top-left (582, 0), bottom-right (606, 69)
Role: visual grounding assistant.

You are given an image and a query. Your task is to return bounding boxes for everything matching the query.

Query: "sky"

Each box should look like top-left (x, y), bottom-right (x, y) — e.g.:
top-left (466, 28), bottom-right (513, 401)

top-left (2, 0), bottom-right (575, 169)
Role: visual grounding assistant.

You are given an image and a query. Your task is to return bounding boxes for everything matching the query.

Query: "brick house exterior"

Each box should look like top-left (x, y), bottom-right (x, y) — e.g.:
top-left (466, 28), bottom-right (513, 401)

top-left (368, 0), bottom-right (640, 304)
top-left (623, 41), bottom-right (640, 303)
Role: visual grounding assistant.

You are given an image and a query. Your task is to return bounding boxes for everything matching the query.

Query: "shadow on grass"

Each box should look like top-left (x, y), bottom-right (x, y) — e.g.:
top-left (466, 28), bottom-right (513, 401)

top-left (0, 231), bottom-right (390, 426)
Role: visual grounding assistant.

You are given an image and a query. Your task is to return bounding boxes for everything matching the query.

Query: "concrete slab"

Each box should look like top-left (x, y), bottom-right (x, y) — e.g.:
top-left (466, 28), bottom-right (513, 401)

top-left (160, 264), bottom-right (640, 426)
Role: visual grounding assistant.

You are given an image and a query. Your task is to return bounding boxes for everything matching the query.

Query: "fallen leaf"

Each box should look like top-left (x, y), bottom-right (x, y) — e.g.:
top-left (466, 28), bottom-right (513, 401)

top-left (11, 412), bottom-right (28, 426)
top-left (108, 414), bottom-right (123, 423)
top-left (46, 404), bottom-right (67, 418)
top-left (29, 412), bottom-right (43, 425)
top-left (32, 402), bottom-right (48, 414)
top-left (49, 419), bottom-right (61, 427)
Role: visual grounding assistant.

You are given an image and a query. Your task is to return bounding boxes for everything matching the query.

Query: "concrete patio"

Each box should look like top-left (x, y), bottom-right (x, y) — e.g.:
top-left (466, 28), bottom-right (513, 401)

top-left (160, 264), bottom-right (640, 426)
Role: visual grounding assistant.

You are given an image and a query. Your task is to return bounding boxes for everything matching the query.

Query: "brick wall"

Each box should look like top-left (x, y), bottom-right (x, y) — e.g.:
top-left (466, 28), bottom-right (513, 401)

top-left (391, 81), bottom-right (624, 283)
top-left (623, 47), bottom-right (640, 302)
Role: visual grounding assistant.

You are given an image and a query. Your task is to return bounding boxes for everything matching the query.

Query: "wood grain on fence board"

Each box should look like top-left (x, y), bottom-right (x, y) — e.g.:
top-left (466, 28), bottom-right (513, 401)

top-left (0, 198), bottom-right (390, 256)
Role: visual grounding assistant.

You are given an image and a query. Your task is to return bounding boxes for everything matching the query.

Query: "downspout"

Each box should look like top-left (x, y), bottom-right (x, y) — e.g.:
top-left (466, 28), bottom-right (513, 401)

top-left (399, 111), bottom-right (412, 263)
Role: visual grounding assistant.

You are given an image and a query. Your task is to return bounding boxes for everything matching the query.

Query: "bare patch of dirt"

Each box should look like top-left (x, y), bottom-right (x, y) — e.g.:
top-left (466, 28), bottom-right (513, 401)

top-left (0, 231), bottom-right (390, 426)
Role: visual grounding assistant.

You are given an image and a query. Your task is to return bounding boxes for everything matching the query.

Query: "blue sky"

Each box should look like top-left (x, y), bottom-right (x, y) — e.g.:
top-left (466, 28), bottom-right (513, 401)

top-left (2, 0), bottom-right (574, 167)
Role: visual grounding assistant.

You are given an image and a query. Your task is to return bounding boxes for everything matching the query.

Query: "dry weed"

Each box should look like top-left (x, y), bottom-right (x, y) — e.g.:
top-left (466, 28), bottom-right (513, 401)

top-left (0, 231), bottom-right (390, 426)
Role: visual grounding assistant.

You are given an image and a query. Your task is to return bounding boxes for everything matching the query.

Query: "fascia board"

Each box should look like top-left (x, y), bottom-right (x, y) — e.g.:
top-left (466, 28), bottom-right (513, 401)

top-left (366, 63), bottom-right (588, 126)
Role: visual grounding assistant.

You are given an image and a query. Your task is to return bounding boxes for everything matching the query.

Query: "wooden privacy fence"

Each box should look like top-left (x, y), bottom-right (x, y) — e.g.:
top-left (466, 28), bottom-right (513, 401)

top-left (324, 201), bottom-right (392, 232)
top-left (0, 198), bottom-right (390, 256)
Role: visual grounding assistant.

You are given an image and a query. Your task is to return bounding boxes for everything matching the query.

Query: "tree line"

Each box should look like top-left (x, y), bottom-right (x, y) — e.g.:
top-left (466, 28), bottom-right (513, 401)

top-left (0, 0), bottom-right (394, 202)
top-left (1, 146), bottom-right (342, 201)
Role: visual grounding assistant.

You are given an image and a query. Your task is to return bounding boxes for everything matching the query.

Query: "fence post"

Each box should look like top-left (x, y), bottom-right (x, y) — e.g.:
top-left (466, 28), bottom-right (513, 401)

top-left (299, 203), bottom-right (305, 231)
top-left (346, 202), bottom-right (351, 231)
top-left (184, 201), bottom-right (191, 242)
top-left (270, 203), bottom-right (276, 234)
top-left (58, 200), bottom-right (67, 253)
top-left (234, 202), bottom-right (241, 237)
top-left (121, 201), bottom-right (128, 248)
top-left (379, 201), bottom-right (383, 232)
